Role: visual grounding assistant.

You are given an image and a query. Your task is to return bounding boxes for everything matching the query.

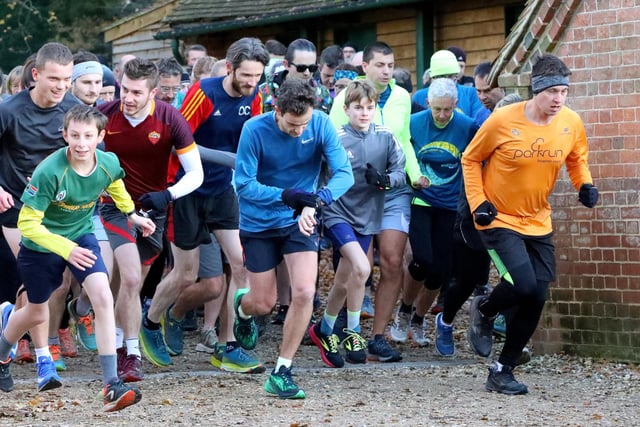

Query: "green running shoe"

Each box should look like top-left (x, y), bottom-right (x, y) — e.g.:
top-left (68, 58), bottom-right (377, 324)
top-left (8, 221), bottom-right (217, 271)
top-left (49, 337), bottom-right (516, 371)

top-left (264, 365), bottom-right (305, 399)
top-left (232, 288), bottom-right (258, 350)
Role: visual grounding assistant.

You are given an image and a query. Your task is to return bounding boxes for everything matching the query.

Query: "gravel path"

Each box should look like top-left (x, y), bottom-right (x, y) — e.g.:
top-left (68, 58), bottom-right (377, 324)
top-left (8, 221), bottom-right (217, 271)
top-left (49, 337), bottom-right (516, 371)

top-left (1, 250), bottom-right (638, 426)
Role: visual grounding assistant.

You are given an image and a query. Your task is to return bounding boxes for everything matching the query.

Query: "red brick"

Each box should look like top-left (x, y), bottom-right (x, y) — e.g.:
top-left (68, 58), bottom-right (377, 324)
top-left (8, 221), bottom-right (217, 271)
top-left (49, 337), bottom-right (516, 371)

top-left (622, 291), bottom-right (640, 304)
top-left (597, 262), bottom-right (621, 275)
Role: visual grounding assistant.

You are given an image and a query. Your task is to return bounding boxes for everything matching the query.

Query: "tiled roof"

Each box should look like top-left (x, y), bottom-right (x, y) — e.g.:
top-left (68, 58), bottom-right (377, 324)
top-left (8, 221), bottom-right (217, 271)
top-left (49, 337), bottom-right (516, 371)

top-left (164, 0), bottom-right (413, 24)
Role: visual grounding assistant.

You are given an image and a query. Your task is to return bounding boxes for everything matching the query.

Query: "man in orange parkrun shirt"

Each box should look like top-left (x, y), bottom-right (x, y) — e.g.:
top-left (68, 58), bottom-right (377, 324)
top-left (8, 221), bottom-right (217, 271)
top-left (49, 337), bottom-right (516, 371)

top-left (462, 54), bottom-right (598, 395)
top-left (96, 58), bottom-right (203, 382)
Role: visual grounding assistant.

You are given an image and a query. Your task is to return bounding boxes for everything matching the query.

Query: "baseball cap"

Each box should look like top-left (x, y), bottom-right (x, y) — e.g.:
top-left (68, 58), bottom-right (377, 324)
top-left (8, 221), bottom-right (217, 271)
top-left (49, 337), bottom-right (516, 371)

top-left (429, 50), bottom-right (461, 78)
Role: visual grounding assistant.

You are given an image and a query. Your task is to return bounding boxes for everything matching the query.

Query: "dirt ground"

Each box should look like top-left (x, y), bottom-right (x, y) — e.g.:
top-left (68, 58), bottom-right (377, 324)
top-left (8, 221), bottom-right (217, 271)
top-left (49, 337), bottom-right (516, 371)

top-left (1, 251), bottom-right (639, 426)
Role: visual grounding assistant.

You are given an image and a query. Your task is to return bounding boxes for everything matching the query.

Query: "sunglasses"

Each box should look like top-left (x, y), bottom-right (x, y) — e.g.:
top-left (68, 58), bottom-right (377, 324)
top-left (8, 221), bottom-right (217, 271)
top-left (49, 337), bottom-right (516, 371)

top-left (290, 63), bottom-right (318, 73)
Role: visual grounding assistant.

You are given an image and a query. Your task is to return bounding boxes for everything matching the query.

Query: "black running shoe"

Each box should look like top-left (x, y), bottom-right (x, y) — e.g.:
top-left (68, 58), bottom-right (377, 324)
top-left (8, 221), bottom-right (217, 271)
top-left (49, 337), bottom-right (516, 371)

top-left (233, 289), bottom-right (258, 350)
top-left (485, 364), bottom-right (528, 395)
top-left (308, 323), bottom-right (344, 368)
top-left (0, 358), bottom-right (13, 392)
top-left (341, 329), bottom-right (367, 364)
top-left (467, 296), bottom-right (494, 357)
top-left (103, 379), bottom-right (142, 412)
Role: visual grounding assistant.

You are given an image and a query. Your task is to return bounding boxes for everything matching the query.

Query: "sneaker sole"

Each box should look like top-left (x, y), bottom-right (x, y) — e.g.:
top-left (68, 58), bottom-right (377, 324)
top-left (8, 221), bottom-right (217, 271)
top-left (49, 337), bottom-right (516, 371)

top-left (367, 353), bottom-right (402, 363)
top-left (388, 330), bottom-right (408, 343)
top-left (264, 380), bottom-right (306, 399)
top-left (104, 389), bottom-right (142, 412)
top-left (220, 362), bottom-right (266, 374)
top-left (195, 343), bottom-right (217, 354)
top-left (486, 382), bottom-right (528, 395)
top-left (38, 377), bottom-right (62, 392)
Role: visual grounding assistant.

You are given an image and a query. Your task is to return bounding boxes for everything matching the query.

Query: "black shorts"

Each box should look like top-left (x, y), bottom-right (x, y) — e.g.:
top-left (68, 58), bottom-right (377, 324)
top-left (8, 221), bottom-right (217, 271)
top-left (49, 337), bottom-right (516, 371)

top-left (240, 224), bottom-right (319, 273)
top-left (0, 207), bottom-right (19, 228)
top-left (17, 234), bottom-right (108, 304)
top-left (171, 187), bottom-right (239, 250)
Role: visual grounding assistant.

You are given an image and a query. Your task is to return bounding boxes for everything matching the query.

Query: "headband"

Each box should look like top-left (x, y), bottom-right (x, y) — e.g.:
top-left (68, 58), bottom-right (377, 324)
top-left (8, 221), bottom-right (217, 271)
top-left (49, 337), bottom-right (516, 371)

top-left (531, 74), bottom-right (569, 94)
top-left (334, 69), bottom-right (358, 83)
top-left (72, 61), bottom-right (103, 82)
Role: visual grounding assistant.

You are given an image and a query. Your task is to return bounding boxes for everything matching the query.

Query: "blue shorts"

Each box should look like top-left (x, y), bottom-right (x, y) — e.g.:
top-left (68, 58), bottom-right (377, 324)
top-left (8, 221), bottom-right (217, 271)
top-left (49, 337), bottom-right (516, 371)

top-left (240, 224), bottom-right (318, 273)
top-left (325, 223), bottom-right (372, 271)
top-left (381, 192), bottom-right (411, 233)
top-left (17, 233), bottom-right (108, 304)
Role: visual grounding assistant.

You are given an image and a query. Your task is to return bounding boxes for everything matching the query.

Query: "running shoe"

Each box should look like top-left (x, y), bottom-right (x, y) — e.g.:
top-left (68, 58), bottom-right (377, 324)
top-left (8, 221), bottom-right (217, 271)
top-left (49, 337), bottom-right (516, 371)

top-left (360, 295), bottom-right (375, 319)
top-left (49, 344), bottom-right (67, 372)
top-left (0, 302), bottom-right (17, 359)
top-left (263, 365), bottom-right (305, 399)
top-left (139, 323), bottom-right (172, 367)
top-left (58, 328), bottom-right (78, 358)
top-left (308, 322), bottom-right (344, 368)
top-left (0, 358), bottom-right (13, 392)
top-left (161, 306), bottom-right (184, 356)
top-left (485, 363), bottom-right (528, 395)
top-left (409, 318), bottom-right (430, 347)
top-left (389, 307), bottom-right (410, 343)
top-left (435, 312), bottom-right (454, 356)
top-left (181, 309), bottom-right (198, 332)
top-left (493, 314), bottom-right (507, 338)
top-left (209, 344), bottom-right (224, 369)
top-left (271, 305), bottom-right (288, 325)
top-left (16, 338), bottom-right (34, 364)
top-left (103, 379), bottom-right (142, 412)
top-left (367, 335), bottom-right (402, 363)
top-left (220, 347), bottom-right (266, 373)
top-left (67, 298), bottom-right (97, 351)
top-left (340, 329), bottom-right (367, 364)
top-left (117, 348), bottom-right (144, 383)
top-left (36, 356), bottom-right (62, 392)
top-left (467, 296), bottom-right (494, 357)
top-left (195, 329), bottom-right (218, 353)
top-left (515, 347), bottom-right (532, 366)
top-left (232, 288), bottom-right (258, 350)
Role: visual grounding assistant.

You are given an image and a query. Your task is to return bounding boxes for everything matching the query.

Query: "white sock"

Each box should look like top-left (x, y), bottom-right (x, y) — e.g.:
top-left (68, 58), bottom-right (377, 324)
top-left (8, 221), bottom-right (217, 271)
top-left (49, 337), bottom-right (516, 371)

top-left (238, 305), bottom-right (251, 320)
top-left (35, 346), bottom-right (52, 360)
top-left (275, 356), bottom-right (292, 371)
top-left (493, 361), bottom-right (504, 372)
top-left (125, 338), bottom-right (141, 357)
top-left (115, 327), bottom-right (124, 349)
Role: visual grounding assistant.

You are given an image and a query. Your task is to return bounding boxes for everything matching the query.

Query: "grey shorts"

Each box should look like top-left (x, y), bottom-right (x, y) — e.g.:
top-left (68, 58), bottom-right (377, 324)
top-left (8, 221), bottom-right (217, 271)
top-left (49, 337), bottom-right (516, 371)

top-left (381, 192), bottom-right (411, 233)
top-left (198, 233), bottom-right (224, 278)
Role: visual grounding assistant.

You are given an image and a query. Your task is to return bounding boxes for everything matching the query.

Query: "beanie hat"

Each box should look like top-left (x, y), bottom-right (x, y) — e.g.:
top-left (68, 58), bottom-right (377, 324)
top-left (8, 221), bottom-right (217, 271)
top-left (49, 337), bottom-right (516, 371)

top-left (429, 50), bottom-right (461, 78)
top-left (72, 61), bottom-right (103, 82)
top-left (101, 65), bottom-right (116, 87)
top-left (447, 46), bottom-right (467, 63)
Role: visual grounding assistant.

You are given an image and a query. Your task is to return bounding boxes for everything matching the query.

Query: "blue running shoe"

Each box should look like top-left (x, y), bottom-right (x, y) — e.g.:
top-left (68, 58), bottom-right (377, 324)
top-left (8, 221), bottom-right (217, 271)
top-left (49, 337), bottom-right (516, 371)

top-left (139, 323), bottom-right (172, 367)
top-left (221, 347), bottom-right (265, 374)
top-left (37, 356), bottom-right (62, 392)
top-left (493, 314), bottom-right (507, 338)
top-left (367, 335), bottom-right (402, 363)
top-left (67, 298), bottom-right (97, 351)
top-left (233, 289), bottom-right (258, 350)
top-left (0, 302), bottom-right (17, 359)
top-left (264, 365), bottom-right (305, 399)
top-left (161, 306), bottom-right (184, 356)
top-left (435, 312), bottom-right (454, 356)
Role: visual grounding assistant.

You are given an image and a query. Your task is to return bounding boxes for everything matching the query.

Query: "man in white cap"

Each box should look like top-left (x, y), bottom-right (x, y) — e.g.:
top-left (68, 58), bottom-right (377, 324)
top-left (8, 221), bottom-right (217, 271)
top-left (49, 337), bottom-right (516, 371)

top-left (71, 60), bottom-right (103, 106)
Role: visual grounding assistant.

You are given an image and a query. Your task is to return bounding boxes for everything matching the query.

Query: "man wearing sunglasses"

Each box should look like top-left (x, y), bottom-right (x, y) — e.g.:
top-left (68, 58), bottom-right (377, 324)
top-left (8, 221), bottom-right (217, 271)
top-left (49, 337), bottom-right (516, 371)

top-left (259, 38), bottom-right (332, 114)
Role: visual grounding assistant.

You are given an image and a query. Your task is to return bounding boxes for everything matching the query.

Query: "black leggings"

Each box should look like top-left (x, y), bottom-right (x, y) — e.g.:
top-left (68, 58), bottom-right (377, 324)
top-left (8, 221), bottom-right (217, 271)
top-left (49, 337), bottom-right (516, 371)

top-left (407, 205), bottom-right (456, 290)
top-left (478, 228), bottom-right (555, 367)
top-left (442, 237), bottom-right (491, 324)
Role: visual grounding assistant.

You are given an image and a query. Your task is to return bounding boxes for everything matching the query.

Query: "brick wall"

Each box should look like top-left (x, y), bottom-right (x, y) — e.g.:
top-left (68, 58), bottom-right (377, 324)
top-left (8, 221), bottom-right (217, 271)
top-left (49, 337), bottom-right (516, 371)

top-left (498, 0), bottom-right (640, 362)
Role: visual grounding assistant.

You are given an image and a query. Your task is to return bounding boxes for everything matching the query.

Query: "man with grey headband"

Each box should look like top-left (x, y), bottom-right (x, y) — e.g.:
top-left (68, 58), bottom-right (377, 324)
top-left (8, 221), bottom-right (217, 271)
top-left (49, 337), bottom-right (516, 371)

top-left (461, 54), bottom-right (598, 395)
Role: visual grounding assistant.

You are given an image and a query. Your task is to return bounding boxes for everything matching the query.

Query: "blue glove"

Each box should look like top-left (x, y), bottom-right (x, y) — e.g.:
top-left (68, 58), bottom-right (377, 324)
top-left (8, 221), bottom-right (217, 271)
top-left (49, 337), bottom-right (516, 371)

top-left (578, 183), bottom-right (598, 208)
top-left (474, 200), bottom-right (497, 226)
top-left (139, 190), bottom-right (172, 211)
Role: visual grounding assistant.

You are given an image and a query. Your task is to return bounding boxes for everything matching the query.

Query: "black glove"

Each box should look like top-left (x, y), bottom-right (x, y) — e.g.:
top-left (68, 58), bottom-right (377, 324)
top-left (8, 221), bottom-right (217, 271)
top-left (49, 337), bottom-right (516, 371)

top-left (139, 190), bottom-right (172, 211)
top-left (365, 163), bottom-right (390, 190)
top-left (578, 183), bottom-right (598, 208)
top-left (474, 200), bottom-right (497, 226)
top-left (281, 188), bottom-right (320, 218)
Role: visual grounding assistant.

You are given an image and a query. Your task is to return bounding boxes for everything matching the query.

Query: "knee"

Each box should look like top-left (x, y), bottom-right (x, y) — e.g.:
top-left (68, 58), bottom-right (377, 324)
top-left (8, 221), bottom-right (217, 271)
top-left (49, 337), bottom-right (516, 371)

top-left (200, 276), bottom-right (225, 300)
top-left (408, 260), bottom-right (428, 282)
top-left (291, 284), bottom-right (315, 306)
top-left (119, 270), bottom-right (142, 291)
top-left (352, 262), bottom-right (371, 284)
top-left (89, 288), bottom-right (114, 311)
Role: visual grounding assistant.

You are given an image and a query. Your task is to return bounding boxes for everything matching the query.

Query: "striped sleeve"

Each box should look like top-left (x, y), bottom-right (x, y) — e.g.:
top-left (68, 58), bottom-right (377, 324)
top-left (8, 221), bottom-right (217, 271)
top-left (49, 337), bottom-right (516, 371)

top-left (180, 81), bottom-right (214, 133)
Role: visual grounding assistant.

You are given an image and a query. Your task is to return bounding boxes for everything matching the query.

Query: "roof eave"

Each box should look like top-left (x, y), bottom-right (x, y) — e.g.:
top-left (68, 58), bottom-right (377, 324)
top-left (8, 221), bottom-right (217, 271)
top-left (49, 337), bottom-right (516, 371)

top-left (154, 0), bottom-right (422, 40)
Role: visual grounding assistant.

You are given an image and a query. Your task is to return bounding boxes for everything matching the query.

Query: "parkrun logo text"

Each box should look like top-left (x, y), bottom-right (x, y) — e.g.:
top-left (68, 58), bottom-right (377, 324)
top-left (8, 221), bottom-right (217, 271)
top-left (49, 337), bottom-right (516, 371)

top-left (513, 138), bottom-right (563, 160)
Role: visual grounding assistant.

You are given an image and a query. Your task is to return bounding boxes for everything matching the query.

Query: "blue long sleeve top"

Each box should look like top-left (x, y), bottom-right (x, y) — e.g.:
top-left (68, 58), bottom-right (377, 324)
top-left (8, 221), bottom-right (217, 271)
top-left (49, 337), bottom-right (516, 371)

top-left (235, 110), bottom-right (354, 232)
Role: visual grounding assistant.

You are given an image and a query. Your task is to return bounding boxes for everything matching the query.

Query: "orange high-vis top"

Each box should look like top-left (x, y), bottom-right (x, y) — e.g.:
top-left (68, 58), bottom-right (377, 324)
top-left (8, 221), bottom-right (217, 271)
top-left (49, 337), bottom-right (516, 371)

top-left (462, 101), bottom-right (593, 236)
